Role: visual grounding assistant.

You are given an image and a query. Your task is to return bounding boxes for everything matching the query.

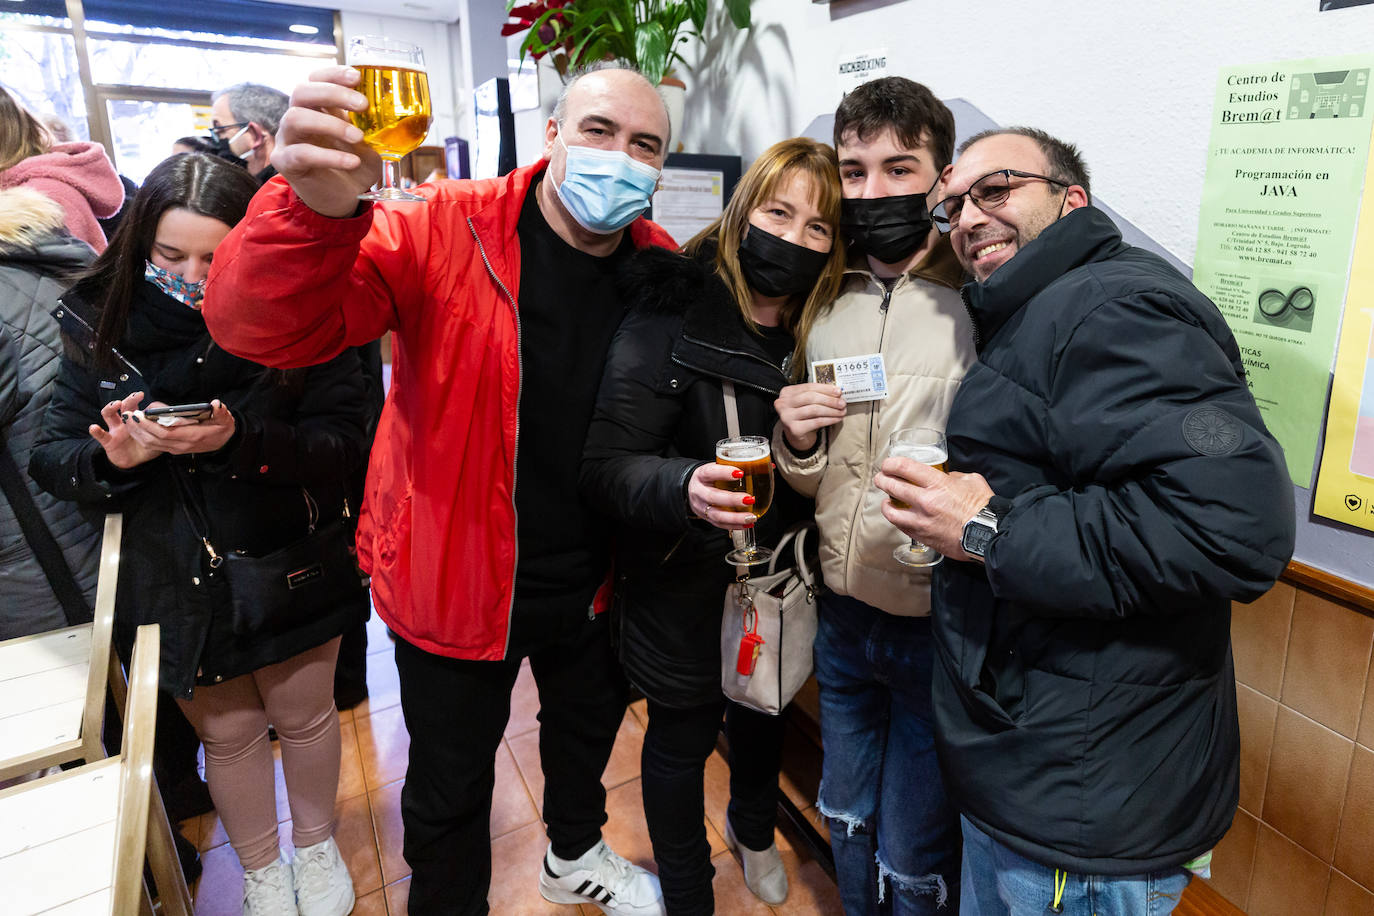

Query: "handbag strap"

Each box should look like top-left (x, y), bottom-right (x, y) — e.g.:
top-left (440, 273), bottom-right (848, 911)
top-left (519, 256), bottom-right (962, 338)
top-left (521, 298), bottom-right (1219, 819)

top-left (765, 521), bottom-right (819, 591)
top-left (0, 440), bottom-right (93, 625)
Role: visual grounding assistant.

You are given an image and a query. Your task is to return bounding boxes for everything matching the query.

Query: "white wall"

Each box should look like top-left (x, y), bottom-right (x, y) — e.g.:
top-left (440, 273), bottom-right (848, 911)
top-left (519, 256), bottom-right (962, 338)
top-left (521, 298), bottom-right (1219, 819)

top-left (338, 11), bottom-right (464, 147)
top-left (675, 0), bottom-right (1374, 263)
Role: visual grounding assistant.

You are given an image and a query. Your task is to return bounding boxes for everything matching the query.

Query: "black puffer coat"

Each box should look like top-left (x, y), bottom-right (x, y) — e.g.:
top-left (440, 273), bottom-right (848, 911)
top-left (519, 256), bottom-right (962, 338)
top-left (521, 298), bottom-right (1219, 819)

top-left (0, 204), bottom-right (100, 638)
top-left (581, 247), bottom-right (811, 708)
top-left (30, 281), bottom-right (370, 698)
top-left (934, 207), bottom-right (1295, 875)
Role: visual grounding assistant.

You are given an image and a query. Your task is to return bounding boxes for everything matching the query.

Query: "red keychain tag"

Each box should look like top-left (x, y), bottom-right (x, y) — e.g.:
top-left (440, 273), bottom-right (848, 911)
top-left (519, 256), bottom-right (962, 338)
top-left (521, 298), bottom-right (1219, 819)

top-left (736, 631), bottom-right (764, 676)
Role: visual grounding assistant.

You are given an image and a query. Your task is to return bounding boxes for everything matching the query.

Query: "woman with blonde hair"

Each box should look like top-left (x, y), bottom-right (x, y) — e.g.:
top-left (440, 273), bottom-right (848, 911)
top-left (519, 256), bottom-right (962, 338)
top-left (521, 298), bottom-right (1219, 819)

top-left (581, 137), bottom-right (845, 914)
top-left (0, 86), bottom-right (123, 252)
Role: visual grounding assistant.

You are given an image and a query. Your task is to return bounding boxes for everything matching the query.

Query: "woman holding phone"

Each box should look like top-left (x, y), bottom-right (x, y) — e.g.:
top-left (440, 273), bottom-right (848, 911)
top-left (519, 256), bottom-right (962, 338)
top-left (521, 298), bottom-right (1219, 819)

top-left (581, 138), bottom-right (846, 915)
top-left (31, 153), bottom-right (367, 916)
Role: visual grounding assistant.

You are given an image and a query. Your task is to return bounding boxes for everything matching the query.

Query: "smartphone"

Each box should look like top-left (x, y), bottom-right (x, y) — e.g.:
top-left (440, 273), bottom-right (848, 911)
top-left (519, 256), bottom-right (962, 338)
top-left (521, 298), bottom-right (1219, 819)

top-left (143, 402), bottom-right (213, 424)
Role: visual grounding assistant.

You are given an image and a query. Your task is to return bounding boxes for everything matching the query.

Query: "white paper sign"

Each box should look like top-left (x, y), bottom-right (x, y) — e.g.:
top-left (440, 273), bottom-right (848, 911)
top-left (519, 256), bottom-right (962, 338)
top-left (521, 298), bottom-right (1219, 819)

top-left (651, 168), bottom-right (724, 247)
top-left (837, 49), bottom-right (889, 97)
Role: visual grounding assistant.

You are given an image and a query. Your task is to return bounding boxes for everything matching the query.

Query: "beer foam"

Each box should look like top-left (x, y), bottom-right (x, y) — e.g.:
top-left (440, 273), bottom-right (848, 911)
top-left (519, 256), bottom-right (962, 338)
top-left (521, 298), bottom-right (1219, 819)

top-left (349, 54), bottom-right (425, 71)
top-left (720, 446), bottom-right (768, 461)
top-left (891, 445), bottom-right (947, 465)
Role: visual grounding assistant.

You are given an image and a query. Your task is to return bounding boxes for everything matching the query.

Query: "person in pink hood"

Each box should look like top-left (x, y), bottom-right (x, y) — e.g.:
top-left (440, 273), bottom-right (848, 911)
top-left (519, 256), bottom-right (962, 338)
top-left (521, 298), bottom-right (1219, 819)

top-left (0, 87), bottom-right (123, 252)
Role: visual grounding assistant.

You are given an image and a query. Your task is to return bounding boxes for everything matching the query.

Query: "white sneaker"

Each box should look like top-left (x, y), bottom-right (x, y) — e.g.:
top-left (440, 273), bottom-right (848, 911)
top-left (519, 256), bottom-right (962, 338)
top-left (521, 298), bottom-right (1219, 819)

top-left (724, 820), bottom-right (789, 905)
top-left (292, 837), bottom-right (355, 916)
top-left (243, 852), bottom-right (298, 916)
top-left (538, 840), bottom-right (665, 914)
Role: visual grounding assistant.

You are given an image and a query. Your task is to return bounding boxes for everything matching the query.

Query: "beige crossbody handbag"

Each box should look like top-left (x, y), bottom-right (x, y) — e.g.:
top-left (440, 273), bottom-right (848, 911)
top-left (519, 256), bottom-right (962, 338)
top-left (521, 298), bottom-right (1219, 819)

top-left (718, 380), bottom-right (820, 715)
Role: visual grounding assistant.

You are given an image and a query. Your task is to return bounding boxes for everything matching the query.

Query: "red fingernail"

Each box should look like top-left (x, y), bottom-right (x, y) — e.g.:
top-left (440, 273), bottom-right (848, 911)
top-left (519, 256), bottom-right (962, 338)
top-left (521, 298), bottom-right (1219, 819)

top-left (733, 469), bottom-right (743, 478)
top-left (742, 495), bottom-right (756, 505)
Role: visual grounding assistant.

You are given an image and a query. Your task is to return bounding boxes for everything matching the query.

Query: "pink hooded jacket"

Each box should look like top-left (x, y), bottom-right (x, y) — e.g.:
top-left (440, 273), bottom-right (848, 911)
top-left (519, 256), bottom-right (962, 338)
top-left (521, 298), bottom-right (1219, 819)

top-left (0, 141), bottom-right (124, 252)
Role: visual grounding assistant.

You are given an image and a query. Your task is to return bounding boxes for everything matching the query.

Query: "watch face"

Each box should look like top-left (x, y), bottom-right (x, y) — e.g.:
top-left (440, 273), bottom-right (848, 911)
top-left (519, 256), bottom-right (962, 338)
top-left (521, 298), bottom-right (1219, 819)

top-left (963, 521), bottom-right (995, 557)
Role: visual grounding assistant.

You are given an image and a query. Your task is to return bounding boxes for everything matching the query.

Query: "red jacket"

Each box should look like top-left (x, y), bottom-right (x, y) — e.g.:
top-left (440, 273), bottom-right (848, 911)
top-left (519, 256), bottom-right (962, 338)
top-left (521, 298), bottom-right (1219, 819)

top-left (204, 162), bottom-right (675, 659)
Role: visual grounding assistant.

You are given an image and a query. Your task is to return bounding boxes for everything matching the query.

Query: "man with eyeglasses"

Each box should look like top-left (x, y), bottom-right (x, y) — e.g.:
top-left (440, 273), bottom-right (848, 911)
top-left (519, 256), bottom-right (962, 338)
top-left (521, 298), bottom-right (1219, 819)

top-left (209, 83), bottom-right (288, 182)
top-left (874, 127), bottom-right (1295, 915)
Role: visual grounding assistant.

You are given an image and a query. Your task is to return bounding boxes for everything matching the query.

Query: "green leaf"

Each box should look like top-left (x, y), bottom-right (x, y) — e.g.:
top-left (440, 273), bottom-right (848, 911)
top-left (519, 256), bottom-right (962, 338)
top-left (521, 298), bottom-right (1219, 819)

top-left (634, 21), bottom-right (669, 84)
top-left (722, 0), bottom-right (752, 30)
top-left (687, 0), bottom-right (707, 33)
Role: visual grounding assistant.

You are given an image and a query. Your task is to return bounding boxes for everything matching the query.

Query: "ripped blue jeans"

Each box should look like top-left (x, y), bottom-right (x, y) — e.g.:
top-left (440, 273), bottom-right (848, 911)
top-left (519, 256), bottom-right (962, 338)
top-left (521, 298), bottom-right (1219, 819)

top-left (815, 595), bottom-right (960, 914)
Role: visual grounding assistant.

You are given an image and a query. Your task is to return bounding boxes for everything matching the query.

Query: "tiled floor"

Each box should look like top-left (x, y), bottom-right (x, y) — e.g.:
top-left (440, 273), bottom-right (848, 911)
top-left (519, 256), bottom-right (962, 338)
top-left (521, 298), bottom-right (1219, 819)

top-left (184, 613), bottom-right (842, 914)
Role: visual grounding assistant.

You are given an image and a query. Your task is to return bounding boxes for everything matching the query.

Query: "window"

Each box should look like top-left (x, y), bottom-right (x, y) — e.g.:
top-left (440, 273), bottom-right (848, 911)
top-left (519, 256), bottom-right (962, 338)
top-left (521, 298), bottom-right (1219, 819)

top-left (1, 0), bottom-right (338, 182)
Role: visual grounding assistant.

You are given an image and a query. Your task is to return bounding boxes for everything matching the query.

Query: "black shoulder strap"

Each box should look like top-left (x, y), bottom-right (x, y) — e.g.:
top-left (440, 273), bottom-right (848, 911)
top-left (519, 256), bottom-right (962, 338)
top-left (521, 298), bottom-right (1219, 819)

top-left (0, 442), bottom-right (93, 625)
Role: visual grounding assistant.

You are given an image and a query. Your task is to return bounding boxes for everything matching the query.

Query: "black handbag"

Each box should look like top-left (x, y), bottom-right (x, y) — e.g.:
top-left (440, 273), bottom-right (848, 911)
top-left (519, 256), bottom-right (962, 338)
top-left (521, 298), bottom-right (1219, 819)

top-left (174, 471), bottom-right (366, 636)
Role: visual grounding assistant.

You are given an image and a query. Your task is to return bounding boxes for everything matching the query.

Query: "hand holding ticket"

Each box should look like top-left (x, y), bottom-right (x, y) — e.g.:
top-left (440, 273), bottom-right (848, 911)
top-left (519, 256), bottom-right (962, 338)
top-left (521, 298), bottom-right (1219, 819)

top-left (810, 353), bottom-right (889, 403)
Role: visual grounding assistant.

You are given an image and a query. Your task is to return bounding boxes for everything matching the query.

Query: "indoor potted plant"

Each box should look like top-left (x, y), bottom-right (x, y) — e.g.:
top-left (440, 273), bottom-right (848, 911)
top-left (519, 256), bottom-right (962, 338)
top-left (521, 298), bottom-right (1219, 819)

top-left (501, 0), bottom-right (752, 86)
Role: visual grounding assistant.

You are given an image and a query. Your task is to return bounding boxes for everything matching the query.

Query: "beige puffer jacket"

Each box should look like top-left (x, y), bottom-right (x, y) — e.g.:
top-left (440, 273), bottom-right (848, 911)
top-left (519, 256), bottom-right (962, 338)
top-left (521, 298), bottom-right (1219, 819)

top-left (773, 237), bottom-right (975, 616)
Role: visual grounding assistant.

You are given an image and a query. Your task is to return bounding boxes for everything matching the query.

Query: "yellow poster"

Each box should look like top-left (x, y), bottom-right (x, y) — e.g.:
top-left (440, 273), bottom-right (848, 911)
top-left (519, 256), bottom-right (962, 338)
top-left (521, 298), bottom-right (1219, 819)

top-left (1314, 140), bottom-right (1374, 531)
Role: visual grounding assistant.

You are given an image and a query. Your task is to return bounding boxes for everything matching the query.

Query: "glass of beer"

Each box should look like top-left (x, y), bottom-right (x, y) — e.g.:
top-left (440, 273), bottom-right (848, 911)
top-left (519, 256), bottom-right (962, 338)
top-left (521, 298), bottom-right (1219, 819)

top-left (347, 36), bottom-right (433, 202)
top-left (715, 435), bottom-right (774, 566)
top-left (883, 427), bottom-right (947, 567)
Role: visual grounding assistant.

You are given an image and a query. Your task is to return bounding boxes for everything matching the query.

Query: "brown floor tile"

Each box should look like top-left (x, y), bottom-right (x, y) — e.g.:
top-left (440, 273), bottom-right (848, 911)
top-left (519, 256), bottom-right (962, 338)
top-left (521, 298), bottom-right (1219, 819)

top-left (1247, 824), bottom-right (1331, 916)
top-left (356, 703), bottom-right (410, 790)
top-left (335, 791), bottom-right (384, 897)
top-left (601, 779), bottom-right (657, 872)
top-left (337, 704), bottom-right (353, 725)
top-left (493, 739), bottom-right (541, 839)
top-left (199, 808), bottom-right (229, 853)
top-left (1327, 870), bottom-right (1374, 915)
top-left (353, 649), bottom-right (402, 718)
top-left (338, 718), bottom-right (368, 802)
top-left (629, 697), bottom-right (649, 728)
top-left (1231, 583), bottom-right (1295, 698)
top-left (797, 804), bottom-right (829, 840)
top-left (1280, 591), bottom-right (1374, 738)
top-left (487, 821), bottom-right (569, 915)
top-left (1207, 808), bottom-right (1258, 911)
top-left (1335, 744), bottom-right (1374, 890)
top-left (384, 877), bottom-right (409, 916)
top-left (1262, 706), bottom-right (1354, 861)
top-left (352, 886), bottom-right (388, 916)
top-left (707, 850), bottom-right (774, 915)
top-left (603, 708), bottom-right (646, 790)
top-left (370, 778), bottom-right (409, 885)
top-left (509, 728), bottom-right (545, 814)
top-left (1236, 683), bottom-right (1278, 815)
top-left (777, 721), bottom-right (822, 810)
top-left (506, 659), bottom-right (541, 739)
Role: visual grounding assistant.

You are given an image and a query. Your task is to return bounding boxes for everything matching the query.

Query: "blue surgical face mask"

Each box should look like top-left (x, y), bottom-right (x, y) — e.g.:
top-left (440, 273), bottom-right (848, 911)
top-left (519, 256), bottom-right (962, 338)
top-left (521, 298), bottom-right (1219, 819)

top-left (145, 260), bottom-right (206, 310)
top-left (552, 131), bottom-right (661, 235)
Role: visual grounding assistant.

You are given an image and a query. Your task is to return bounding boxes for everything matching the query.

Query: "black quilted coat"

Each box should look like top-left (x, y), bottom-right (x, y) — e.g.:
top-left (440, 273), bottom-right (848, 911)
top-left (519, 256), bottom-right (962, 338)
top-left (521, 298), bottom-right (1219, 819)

top-left (581, 247), bottom-right (811, 708)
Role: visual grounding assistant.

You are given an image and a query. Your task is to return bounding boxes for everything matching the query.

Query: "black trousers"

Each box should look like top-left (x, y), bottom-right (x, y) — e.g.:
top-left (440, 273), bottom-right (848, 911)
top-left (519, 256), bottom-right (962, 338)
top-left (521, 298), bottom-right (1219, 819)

top-left (641, 698), bottom-right (786, 916)
top-left (393, 608), bottom-right (628, 916)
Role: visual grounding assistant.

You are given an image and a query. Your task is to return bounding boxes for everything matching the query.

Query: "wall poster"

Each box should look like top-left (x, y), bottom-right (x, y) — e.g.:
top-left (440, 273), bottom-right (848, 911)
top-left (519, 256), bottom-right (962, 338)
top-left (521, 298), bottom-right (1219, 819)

top-left (1314, 141), bottom-right (1374, 531)
top-left (1192, 54), bottom-right (1374, 485)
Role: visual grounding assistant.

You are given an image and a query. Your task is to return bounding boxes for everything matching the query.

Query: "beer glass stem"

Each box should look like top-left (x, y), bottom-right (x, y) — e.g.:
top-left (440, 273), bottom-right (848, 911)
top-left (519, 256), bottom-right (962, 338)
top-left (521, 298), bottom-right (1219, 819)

top-left (380, 157), bottom-right (401, 193)
top-left (731, 528), bottom-right (758, 558)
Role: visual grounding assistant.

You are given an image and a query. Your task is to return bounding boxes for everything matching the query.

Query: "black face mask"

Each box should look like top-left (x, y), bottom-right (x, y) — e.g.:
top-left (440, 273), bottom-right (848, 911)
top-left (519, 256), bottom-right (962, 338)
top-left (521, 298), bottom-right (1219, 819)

top-left (203, 134), bottom-right (250, 168)
top-left (737, 225), bottom-right (830, 298)
top-left (840, 192), bottom-right (933, 264)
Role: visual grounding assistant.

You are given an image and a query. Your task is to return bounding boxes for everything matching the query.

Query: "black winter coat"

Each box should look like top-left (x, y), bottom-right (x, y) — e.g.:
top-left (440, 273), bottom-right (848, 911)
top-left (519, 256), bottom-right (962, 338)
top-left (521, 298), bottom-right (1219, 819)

top-left (934, 207), bottom-right (1295, 875)
top-left (30, 281), bottom-right (370, 698)
top-left (581, 247), bottom-right (811, 708)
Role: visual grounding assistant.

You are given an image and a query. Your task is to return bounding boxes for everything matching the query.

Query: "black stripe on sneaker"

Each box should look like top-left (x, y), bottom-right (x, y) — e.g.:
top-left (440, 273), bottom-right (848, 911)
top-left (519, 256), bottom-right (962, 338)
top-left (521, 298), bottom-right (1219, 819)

top-left (588, 884), bottom-right (605, 900)
top-left (575, 880), bottom-right (592, 895)
top-left (600, 889), bottom-right (614, 903)
top-left (544, 858), bottom-right (561, 880)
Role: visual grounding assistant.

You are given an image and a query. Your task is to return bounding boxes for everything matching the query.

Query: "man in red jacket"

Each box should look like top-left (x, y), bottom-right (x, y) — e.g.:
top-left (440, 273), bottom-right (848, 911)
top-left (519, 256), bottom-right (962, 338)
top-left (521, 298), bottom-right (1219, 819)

top-left (204, 61), bottom-right (675, 915)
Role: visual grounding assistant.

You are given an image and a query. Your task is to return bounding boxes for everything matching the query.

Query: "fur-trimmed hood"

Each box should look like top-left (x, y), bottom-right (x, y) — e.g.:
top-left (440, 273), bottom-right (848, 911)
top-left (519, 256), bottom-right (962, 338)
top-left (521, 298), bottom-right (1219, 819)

top-left (0, 187), bottom-right (93, 275)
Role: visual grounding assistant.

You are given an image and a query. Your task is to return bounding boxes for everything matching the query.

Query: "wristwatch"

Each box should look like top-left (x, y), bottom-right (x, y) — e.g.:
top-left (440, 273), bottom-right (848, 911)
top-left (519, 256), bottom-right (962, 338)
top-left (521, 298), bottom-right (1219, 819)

top-left (961, 496), bottom-right (1010, 562)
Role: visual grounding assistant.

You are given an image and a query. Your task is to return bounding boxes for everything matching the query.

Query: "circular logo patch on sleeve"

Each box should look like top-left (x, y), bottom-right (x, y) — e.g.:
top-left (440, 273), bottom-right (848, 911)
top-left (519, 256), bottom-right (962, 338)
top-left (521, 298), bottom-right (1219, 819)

top-left (1183, 406), bottom-right (1244, 456)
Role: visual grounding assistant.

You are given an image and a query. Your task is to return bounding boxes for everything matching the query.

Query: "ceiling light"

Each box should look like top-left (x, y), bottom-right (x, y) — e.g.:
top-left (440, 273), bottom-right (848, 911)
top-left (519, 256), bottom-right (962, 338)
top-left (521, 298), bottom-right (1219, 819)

top-left (288, 23), bottom-right (319, 35)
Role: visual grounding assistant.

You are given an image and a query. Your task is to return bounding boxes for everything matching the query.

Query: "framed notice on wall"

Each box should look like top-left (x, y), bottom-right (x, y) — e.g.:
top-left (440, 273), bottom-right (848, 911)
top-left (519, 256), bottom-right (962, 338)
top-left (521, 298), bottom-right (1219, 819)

top-left (648, 153), bottom-right (742, 248)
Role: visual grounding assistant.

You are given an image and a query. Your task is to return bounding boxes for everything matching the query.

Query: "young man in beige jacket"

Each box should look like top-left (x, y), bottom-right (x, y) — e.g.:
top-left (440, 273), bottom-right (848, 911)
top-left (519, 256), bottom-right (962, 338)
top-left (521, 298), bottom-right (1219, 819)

top-left (773, 77), bottom-right (975, 915)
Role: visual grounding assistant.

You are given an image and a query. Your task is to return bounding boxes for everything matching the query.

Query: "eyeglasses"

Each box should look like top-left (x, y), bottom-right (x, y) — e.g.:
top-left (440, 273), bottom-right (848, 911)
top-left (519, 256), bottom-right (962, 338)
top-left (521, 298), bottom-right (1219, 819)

top-left (209, 121), bottom-right (249, 136)
top-left (931, 169), bottom-right (1069, 230)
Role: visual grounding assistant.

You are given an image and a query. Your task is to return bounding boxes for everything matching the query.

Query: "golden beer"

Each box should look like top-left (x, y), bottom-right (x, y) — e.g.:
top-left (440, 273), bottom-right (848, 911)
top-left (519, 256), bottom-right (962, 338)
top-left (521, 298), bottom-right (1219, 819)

top-left (714, 453), bottom-right (774, 519)
top-left (350, 65), bottom-right (433, 159)
top-left (887, 444), bottom-right (946, 509)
